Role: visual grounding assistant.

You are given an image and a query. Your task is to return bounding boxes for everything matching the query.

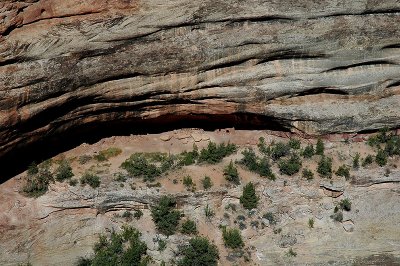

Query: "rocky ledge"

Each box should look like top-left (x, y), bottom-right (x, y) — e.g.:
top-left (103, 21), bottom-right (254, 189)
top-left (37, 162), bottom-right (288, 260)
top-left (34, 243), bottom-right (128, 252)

top-left (1, 0), bottom-right (400, 170)
top-left (1, 130), bottom-right (399, 265)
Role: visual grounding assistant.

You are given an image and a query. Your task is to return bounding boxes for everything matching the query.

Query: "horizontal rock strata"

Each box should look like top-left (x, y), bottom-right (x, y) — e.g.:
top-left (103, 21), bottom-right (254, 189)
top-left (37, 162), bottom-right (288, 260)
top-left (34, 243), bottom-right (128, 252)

top-left (1, 0), bottom-right (400, 167)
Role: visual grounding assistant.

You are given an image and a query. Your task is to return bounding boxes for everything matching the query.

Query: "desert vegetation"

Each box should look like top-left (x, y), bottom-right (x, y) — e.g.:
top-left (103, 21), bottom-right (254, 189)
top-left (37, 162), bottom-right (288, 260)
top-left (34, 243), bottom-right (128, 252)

top-left (222, 227), bottom-right (244, 249)
top-left (239, 147), bottom-right (275, 180)
top-left (23, 161), bottom-right (54, 197)
top-left (240, 182), bottom-right (258, 210)
top-left (16, 129), bottom-right (400, 265)
top-left (94, 147), bottom-right (122, 162)
top-left (223, 160), bottom-right (240, 185)
top-left (151, 196), bottom-right (181, 236)
top-left (80, 173), bottom-right (101, 188)
top-left (198, 142), bottom-right (237, 164)
top-left (177, 237), bottom-right (219, 266)
top-left (77, 226), bottom-right (149, 266)
top-left (181, 219), bottom-right (198, 235)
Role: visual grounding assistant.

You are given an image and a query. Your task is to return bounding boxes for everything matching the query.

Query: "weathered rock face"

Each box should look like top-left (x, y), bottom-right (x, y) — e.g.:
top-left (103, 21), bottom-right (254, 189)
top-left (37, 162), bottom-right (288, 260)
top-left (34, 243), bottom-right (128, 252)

top-left (1, 0), bottom-right (400, 168)
top-left (1, 131), bottom-right (400, 266)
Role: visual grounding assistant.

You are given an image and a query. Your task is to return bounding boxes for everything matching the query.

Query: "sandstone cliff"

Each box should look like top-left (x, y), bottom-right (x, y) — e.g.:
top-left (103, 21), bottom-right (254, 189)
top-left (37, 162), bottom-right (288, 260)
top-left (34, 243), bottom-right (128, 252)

top-left (1, 130), bottom-right (399, 265)
top-left (1, 0), bottom-right (400, 170)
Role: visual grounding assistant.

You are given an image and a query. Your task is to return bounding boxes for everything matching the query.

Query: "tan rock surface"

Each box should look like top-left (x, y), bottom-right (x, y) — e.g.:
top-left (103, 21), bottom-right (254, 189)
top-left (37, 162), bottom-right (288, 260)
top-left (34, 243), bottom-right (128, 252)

top-left (1, 1), bottom-right (400, 169)
top-left (0, 130), bottom-right (399, 265)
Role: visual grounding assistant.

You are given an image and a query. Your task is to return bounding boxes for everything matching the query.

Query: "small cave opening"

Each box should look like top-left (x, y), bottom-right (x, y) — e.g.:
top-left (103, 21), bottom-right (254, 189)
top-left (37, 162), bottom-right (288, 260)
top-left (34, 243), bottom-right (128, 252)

top-left (0, 113), bottom-right (290, 182)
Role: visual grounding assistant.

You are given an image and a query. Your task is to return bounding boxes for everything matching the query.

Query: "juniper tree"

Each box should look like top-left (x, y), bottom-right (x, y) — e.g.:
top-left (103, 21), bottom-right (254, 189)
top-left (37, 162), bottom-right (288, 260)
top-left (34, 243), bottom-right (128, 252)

top-left (240, 182), bottom-right (258, 210)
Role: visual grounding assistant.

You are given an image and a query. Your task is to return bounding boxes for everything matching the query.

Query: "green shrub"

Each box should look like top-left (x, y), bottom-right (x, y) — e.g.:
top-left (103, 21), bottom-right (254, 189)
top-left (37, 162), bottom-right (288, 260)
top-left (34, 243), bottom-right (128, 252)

top-left (134, 209), bottom-right (143, 220)
top-left (288, 138), bottom-right (301, 150)
top-left (178, 144), bottom-right (199, 166)
top-left (198, 142), bottom-right (237, 164)
top-left (151, 196), bottom-right (181, 236)
top-left (76, 257), bottom-right (91, 266)
top-left (258, 157), bottom-right (276, 180)
top-left (222, 227), bottom-right (244, 249)
top-left (368, 128), bottom-right (392, 147)
top-left (55, 160), bottom-right (74, 182)
top-left (263, 212), bottom-right (277, 225)
top-left (183, 175), bottom-right (193, 189)
top-left (77, 226), bottom-right (149, 266)
top-left (80, 173), bottom-right (101, 188)
top-left (270, 142), bottom-right (290, 161)
top-left (308, 218), bottom-right (314, 228)
top-left (240, 182), bottom-right (259, 210)
top-left (257, 137), bottom-right (270, 155)
top-left (114, 172), bottom-right (127, 182)
top-left (23, 163), bottom-right (54, 197)
top-left (367, 135), bottom-right (380, 147)
top-left (377, 127), bottom-right (390, 143)
top-left (302, 168), bottom-right (314, 180)
top-left (94, 153), bottom-right (107, 162)
top-left (302, 144), bottom-right (315, 158)
top-left (286, 248), bottom-right (297, 257)
top-left (157, 238), bottom-right (167, 251)
top-left (224, 160), bottom-right (240, 185)
top-left (240, 148), bottom-right (258, 171)
top-left (177, 237), bottom-right (219, 266)
top-left (339, 198), bottom-right (352, 211)
top-left (121, 153), bottom-right (161, 181)
top-left (239, 148), bottom-right (275, 179)
top-left (181, 220), bottom-right (198, 235)
top-left (330, 211), bottom-right (343, 222)
top-left (278, 154), bottom-right (302, 176)
top-left (158, 156), bottom-right (174, 173)
top-left (69, 179), bottom-right (78, 186)
top-left (375, 149), bottom-right (388, 167)
top-left (385, 135), bottom-right (400, 156)
top-left (316, 138), bottom-right (324, 155)
top-left (336, 165), bottom-right (350, 179)
top-left (139, 152), bottom-right (169, 162)
top-left (202, 176), bottom-right (213, 190)
top-left (353, 153), bottom-right (360, 169)
top-left (362, 154), bottom-right (374, 167)
top-left (204, 204), bottom-right (215, 220)
top-left (317, 156), bottom-right (332, 178)
top-left (122, 211), bottom-right (133, 221)
top-left (178, 151), bottom-right (197, 166)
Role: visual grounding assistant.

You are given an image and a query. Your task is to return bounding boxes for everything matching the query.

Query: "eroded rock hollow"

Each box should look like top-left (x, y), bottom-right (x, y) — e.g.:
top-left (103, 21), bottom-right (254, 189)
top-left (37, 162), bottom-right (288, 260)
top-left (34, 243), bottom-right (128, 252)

top-left (1, 0), bottom-right (400, 173)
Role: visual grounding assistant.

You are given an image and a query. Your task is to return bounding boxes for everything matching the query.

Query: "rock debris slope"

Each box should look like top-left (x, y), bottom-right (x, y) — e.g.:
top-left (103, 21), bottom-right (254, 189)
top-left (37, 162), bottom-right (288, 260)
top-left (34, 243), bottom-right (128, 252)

top-left (1, 0), bottom-right (400, 161)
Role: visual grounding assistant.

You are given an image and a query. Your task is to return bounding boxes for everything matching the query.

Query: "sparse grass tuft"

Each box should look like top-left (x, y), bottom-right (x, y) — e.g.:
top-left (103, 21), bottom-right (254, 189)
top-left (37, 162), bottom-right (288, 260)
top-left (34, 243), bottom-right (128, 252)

top-left (94, 147), bottom-right (122, 162)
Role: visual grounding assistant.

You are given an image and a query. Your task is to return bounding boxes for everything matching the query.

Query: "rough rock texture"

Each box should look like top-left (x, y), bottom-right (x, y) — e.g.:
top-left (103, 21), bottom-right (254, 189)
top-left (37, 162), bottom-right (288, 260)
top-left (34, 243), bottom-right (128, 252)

top-left (1, 1), bottom-right (400, 166)
top-left (1, 130), bottom-right (400, 265)
top-left (1, 159), bottom-right (400, 265)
